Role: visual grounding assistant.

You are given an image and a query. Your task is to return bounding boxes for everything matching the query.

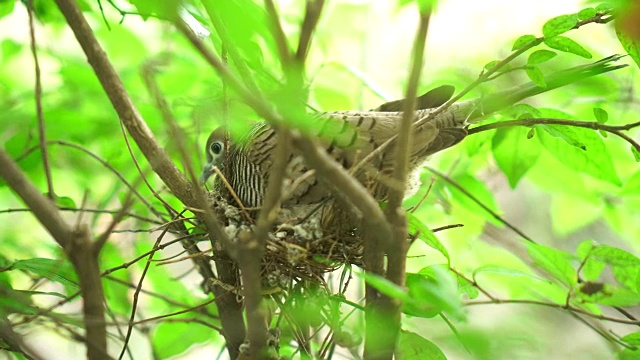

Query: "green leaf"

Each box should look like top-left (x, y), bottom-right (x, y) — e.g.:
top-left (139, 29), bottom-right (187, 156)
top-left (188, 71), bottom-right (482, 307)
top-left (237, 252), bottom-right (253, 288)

top-left (448, 174), bottom-right (501, 225)
top-left (512, 34), bottom-right (537, 51)
top-left (577, 284), bottom-right (640, 307)
top-left (576, 240), bottom-right (607, 281)
top-left (616, 27), bottom-right (640, 69)
top-left (407, 212), bottom-right (450, 264)
top-left (0, 274), bottom-right (35, 317)
top-left (540, 124), bottom-right (586, 149)
top-left (526, 243), bottom-right (577, 286)
top-left (1, 39), bottom-right (22, 62)
top-left (595, 3), bottom-right (613, 13)
top-left (397, 0), bottom-right (438, 11)
top-left (538, 123), bottom-right (622, 186)
top-left (633, 146), bottom-right (640, 162)
top-left (153, 320), bottom-right (216, 358)
top-left (129, 0), bottom-right (180, 20)
top-left (101, 243), bottom-right (131, 316)
top-left (544, 36), bottom-right (592, 58)
top-left (622, 170), bottom-right (640, 195)
top-left (363, 272), bottom-right (409, 301)
top-left (550, 192), bottom-right (603, 236)
top-left (576, 240), bottom-right (597, 260)
top-left (473, 265), bottom-right (548, 283)
top-left (457, 274), bottom-right (479, 299)
top-left (0, 0), bottom-right (15, 21)
top-left (312, 86), bottom-right (354, 111)
top-left (491, 127), bottom-right (542, 188)
top-left (542, 14), bottom-right (579, 38)
top-left (592, 107), bottom-right (608, 123)
top-left (578, 7), bottom-right (597, 20)
top-left (54, 196), bottom-right (77, 209)
top-left (408, 266), bottom-right (465, 321)
top-left (525, 65), bottom-right (546, 87)
top-left (527, 128), bottom-right (535, 139)
top-left (202, 0), bottom-right (276, 71)
top-left (501, 103), bottom-right (542, 119)
top-left (621, 331), bottom-right (640, 346)
top-left (3, 134), bottom-right (39, 181)
top-left (396, 331), bottom-right (447, 360)
top-left (11, 258), bottom-right (79, 291)
top-left (483, 60), bottom-right (501, 71)
top-left (620, 332), bottom-right (640, 360)
top-left (590, 245), bottom-right (640, 292)
top-left (527, 49), bottom-right (557, 65)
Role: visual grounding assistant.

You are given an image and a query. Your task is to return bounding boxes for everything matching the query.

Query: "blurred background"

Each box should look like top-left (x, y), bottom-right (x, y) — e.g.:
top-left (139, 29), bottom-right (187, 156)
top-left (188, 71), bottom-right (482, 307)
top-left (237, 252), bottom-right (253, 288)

top-left (0, 0), bottom-right (637, 359)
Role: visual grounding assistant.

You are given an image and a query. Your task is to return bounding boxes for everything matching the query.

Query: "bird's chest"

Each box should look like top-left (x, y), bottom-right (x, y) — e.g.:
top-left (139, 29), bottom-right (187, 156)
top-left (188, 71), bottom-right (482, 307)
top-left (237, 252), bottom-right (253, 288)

top-left (226, 153), bottom-right (266, 209)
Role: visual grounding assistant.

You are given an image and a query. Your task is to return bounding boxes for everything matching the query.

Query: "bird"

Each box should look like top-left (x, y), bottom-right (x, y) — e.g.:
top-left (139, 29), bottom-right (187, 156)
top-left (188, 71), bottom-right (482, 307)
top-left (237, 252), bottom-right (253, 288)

top-left (200, 55), bottom-right (626, 211)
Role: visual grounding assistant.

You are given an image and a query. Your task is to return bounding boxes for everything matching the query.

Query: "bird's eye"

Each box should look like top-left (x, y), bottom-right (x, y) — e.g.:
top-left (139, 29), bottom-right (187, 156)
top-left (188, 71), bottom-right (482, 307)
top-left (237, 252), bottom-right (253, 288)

top-left (210, 141), bottom-right (223, 156)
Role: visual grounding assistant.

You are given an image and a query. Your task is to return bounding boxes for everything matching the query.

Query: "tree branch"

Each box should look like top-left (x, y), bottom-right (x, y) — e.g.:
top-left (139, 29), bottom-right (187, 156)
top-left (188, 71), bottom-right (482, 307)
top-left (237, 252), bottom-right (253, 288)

top-left (27, 0), bottom-right (54, 200)
top-left (468, 117), bottom-right (640, 152)
top-left (52, 0), bottom-right (231, 254)
top-left (0, 150), bottom-right (108, 359)
top-left (365, 6), bottom-right (431, 359)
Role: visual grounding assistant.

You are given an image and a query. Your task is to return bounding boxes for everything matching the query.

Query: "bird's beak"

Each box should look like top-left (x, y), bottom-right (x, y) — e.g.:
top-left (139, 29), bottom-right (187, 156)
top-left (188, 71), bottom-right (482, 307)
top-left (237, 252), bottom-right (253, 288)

top-left (199, 163), bottom-right (214, 185)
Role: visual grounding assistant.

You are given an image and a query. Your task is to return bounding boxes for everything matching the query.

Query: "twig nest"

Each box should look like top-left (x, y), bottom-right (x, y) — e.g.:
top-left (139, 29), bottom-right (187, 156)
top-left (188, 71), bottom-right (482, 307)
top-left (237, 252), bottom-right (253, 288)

top-left (205, 191), bottom-right (362, 285)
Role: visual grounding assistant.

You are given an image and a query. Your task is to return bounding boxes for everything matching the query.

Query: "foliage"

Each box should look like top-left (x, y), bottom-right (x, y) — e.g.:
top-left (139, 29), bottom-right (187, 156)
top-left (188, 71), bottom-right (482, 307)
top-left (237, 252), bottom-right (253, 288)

top-left (0, 0), bottom-right (639, 359)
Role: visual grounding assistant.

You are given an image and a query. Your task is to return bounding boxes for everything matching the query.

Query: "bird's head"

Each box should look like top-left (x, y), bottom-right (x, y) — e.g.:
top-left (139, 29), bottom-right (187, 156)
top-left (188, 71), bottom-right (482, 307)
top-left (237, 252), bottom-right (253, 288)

top-left (200, 128), bottom-right (227, 184)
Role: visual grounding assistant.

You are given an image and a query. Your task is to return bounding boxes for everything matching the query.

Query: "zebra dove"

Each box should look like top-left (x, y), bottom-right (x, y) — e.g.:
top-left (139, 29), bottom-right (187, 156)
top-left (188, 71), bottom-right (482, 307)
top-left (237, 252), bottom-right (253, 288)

top-left (200, 56), bottom-right (626, 210)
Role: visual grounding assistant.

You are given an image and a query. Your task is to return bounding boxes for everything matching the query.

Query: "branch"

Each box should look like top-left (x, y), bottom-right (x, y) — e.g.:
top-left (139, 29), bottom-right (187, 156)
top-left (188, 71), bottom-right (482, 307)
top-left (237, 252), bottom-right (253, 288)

top-left (0, 150), bottom-right (108, 359)
top-left (365, 6), bottom-right (431, 359)
top-left (139, 57), bottom-right (248, 357)
top-left (0, 151), bottom-right (71, 245)
top-left (468, 118), bottom-right (640, 152)
top-left (51, 0), bottom-right (231, 251)
top-left (466, 298), bottom-right (640, 325)
top-left (426, 166), bottom-right (535, 243)
top-left (27, 0), bottom-right (54, 200)
top-left (264, 0), bottom-right (292, 65)
top-left (296, 0), bottom-right (325, 62)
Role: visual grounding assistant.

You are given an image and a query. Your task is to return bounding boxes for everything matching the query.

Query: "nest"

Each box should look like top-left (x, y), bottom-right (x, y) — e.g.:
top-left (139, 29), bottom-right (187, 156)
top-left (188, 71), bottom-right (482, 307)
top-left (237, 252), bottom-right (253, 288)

top-left (206, 191), bottom-right (363, 287)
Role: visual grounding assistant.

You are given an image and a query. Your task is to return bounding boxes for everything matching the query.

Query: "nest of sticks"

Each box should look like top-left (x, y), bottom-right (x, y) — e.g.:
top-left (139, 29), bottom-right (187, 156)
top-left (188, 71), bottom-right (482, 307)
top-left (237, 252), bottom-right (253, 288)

top-left (205, 191), bottom-right (363, 287)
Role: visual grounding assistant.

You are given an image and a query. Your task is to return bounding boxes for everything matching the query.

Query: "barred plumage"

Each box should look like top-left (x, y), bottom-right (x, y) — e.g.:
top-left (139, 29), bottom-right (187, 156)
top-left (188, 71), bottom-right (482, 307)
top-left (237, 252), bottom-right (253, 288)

top-left (201, 86), bottom-right (467, 209)
top-left (200, 56), bottom-right (626, 210)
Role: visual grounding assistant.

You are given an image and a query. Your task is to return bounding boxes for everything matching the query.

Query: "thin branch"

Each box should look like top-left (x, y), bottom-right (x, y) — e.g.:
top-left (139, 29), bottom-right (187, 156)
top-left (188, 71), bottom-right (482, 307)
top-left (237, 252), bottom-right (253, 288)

top-left (431, 224), bottom-right (464, 233)
top-left (296, 0), bottom-right (325, 62)
top-left (0, 318), bottom-right (40, 360)
top-left (27, 0), bottom-right (55, 201)
top-left (0, 207), bottom-right (163, 226)
top-left (365, 6), bottom-right (431, 359)
top-left (139, 57), bottom-right (236, 254)
top-left (16, 140), bottom-right (166, 222)
top-left (118, 118), bottom-right (179, 219)
top-left (43, 8), bottom-right (239, 355)
top-left (118, 216), bottom-right (175, 359)
top-left (466, 298), bottom-right (640, 325)
top-left (201, 1), bottom-right (261, 94)
top-left (425, 166), bottom-right (536, 243)
top-left (93, 188), bottom-right (136, 252)
top-left (51, 0), bottom-right (230, 248)
top-left (243, 130), bottom-right (292, 355)
top-left (0, 149), bottom-right (107, 359)
top-left (264, 0), bottom-right (292, 64)
top-left (0, 150), bottom-right (72, 246)
top-left (468, 117), bottom-right (640, 152)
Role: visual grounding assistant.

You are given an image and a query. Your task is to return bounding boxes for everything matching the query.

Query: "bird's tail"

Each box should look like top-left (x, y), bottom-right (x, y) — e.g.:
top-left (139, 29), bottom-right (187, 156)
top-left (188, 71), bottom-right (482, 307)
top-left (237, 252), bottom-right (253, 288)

top-left (473, 54), bottom-right (627, 118)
